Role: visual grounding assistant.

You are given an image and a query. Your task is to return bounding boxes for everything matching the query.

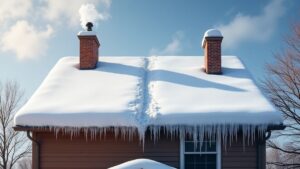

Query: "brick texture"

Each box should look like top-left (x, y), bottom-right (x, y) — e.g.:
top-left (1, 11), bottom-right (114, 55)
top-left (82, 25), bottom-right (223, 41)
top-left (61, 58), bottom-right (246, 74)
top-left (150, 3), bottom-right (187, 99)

top-left (204, 37), bottom-right (223, 74)
top-left (78, 36), bottom-right (100, 69)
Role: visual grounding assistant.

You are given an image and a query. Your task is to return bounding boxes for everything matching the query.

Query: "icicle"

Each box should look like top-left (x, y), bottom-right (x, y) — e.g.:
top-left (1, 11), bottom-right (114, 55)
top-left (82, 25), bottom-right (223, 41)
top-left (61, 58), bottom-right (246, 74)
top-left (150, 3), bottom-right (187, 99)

top-left (29, 122), bottom-right (269, 153)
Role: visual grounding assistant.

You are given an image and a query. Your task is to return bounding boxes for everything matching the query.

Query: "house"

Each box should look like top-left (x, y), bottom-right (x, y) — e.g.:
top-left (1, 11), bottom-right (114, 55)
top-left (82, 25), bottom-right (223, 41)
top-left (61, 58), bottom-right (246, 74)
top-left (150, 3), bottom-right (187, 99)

top-left (14, 23), bottom-right (284, 169)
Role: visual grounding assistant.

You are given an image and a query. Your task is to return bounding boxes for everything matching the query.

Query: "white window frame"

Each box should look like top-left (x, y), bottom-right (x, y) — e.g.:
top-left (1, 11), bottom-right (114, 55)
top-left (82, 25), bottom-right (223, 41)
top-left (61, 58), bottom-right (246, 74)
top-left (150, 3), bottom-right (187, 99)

top-left (180, 135), bottom-right (221, 169)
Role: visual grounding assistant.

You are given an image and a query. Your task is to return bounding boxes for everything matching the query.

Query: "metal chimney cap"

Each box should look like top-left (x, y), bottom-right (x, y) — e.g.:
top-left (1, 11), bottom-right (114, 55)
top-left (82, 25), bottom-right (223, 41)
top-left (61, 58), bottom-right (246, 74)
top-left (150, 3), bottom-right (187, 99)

top-left (86, 22), bottom-right (93, 31)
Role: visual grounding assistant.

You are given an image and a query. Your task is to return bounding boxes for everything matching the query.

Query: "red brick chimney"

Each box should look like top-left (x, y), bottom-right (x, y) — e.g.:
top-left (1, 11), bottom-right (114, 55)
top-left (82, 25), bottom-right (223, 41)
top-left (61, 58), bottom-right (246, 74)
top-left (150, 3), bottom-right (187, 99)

top-left (77, 22), bottom-right (100, 69)
top-left (202, 29), bottom-right (223, 74)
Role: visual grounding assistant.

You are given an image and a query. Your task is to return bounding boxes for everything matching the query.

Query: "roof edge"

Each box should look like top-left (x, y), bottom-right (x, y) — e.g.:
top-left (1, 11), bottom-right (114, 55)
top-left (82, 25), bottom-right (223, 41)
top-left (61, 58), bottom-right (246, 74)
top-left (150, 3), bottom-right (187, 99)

top-left (14, 124), bottom-right (286, 132)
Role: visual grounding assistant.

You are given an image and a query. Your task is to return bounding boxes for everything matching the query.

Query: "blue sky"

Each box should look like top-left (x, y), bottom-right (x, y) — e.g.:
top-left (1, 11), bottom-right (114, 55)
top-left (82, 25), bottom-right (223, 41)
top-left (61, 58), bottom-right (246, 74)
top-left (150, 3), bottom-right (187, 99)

top-left (0, 0), bottom-right (299, 99)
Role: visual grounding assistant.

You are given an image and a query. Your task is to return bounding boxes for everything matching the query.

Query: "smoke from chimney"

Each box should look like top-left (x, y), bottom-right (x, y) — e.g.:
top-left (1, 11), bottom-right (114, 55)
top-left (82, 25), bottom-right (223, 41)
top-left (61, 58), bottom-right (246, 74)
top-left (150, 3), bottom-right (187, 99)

top-left (79, 3), bottom-right (109, 30)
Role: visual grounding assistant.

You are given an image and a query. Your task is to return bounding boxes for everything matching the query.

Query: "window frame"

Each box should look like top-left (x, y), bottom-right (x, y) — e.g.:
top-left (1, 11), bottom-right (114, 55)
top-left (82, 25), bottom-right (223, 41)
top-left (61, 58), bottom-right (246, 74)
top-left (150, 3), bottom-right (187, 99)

top-left (180, 135), bottom-right (221, 169)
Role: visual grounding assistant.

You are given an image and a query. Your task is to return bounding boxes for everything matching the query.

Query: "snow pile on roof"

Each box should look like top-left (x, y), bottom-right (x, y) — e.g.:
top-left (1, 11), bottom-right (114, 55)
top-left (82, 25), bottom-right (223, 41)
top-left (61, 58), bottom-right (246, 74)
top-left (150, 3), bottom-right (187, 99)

top-left (147, 56), bottom-right (280, 125)
top-left (108, 159), bottom-right (176, 169)
top-left (15, 57), bottom-right (146, 128)
top-left (201, 29), bottom-right (223, 47)
top-left (77, 31), bottom-right (97, 36)
top-left (14, 56), bottom-right (283, 142)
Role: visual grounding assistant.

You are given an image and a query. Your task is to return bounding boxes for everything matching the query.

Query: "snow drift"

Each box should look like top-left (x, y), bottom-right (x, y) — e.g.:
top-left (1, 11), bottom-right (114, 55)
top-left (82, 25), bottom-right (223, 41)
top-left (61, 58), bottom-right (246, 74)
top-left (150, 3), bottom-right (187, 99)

top-left (108, 159), bottom-right (176, 169)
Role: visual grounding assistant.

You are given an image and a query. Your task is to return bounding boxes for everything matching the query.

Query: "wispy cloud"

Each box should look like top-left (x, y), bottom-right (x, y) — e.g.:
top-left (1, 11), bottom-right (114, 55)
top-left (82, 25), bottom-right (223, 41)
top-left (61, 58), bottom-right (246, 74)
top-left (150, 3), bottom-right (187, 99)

top-left (150, 31), bottom-right (184, 56)
top-left (217, 0), bottom-right (285, 49)
top-left (0, 0), bottom-right (32, 25)
top-left (43, 0), bottom-right (111, 27)
top-left (1, 20), bottom-right (53, 60)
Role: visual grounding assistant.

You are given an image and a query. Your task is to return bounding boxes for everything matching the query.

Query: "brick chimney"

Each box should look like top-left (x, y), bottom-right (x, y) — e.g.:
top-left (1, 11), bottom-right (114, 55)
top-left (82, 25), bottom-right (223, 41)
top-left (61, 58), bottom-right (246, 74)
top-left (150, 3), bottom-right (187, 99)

top-left (77, 22), bottom-right (100, 69)
top-left (202, 29), bottom-right (223, 74)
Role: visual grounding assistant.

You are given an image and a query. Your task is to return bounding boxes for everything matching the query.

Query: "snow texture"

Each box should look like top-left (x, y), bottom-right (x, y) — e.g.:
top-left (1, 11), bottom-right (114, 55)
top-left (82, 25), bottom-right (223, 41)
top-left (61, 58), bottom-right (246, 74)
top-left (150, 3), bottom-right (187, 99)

top-left (14, 56), bottom-right (283, 144)
top-left (108, 159), bottom-right (176, 169)
top-left (201, 29), bottom-right (223, 48)
top-left (77, 31), bottom-right (97, 36)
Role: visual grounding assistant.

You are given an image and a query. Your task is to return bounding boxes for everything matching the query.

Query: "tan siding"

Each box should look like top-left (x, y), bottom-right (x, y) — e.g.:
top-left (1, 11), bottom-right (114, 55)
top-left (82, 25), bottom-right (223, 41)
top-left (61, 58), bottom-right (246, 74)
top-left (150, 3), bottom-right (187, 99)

top-left (35, 131), bottom-right (179, 169)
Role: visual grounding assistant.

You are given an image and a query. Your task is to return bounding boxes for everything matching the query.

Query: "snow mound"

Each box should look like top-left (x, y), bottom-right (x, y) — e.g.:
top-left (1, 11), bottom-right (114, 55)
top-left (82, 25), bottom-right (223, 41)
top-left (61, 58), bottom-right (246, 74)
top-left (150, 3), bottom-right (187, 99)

top-left (108, 159), bottom-right (176, 169)
top-left (77, 30), bottom-right (97, 36)
top-left (201, 29), bottom-right (223, 47)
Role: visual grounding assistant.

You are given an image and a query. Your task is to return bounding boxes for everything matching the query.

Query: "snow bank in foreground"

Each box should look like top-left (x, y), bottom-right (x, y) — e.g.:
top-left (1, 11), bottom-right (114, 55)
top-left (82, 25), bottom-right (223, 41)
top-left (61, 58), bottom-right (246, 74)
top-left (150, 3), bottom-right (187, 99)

top-left (108, 159), bottom-right (176, 169)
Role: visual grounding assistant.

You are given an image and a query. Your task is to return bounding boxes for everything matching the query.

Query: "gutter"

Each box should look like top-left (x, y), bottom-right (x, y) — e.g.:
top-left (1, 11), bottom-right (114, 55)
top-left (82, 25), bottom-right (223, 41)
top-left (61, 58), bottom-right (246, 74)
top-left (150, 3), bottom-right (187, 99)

top-left (266, 124), bottom-right (286, 132)
top-left (256, 123), bottom-right (286, 169)
top-left (27, 131), bottom-right (40, 169)
top-left (264, 123), bottom-right (286, 141)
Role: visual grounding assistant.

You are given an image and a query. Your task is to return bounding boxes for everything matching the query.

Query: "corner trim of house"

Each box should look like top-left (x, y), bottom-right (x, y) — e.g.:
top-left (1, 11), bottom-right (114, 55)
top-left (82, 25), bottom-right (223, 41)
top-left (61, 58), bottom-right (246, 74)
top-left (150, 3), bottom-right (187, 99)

top-left (27, 131), bottom-right (40, 169)
top-left (217, 136), bottom-right (222, 169)
top-left (180, 135), bottom-right (184, 169)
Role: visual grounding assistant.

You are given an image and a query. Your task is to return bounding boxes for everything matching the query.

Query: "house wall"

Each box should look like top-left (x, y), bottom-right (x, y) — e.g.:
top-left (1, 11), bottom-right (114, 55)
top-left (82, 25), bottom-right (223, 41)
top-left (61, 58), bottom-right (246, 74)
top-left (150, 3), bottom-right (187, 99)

top-left (222, 136), bottom-right (259, 169)
top-left (32, 131), bottom-right (261, 169)
top-left (33, 131), bottom-right (180, 169)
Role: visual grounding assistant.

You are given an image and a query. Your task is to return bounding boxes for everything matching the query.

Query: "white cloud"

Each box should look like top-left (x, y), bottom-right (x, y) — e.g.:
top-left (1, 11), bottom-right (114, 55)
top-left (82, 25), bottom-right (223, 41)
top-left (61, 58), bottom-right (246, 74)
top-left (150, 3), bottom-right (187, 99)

top-left (217, 0), bottom-right (285, 49)
top-left (43, 0), bottom-right (111, 27)
top-left (0, 0), bottom-right (112, 60)
top-left (1, 20), bottom-right (53, 60)
top-left (150, 31), bottom-right (184, 56)
top-left (0, 0), bottom-right (32, 25)
top-left (79, 3), bottom-right (109, 30)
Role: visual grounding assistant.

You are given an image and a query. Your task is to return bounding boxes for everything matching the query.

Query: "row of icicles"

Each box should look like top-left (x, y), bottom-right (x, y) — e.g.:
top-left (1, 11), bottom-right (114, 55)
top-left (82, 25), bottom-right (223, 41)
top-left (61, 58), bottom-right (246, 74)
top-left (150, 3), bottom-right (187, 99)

top-left (40, 124), bottom-right (268, 150)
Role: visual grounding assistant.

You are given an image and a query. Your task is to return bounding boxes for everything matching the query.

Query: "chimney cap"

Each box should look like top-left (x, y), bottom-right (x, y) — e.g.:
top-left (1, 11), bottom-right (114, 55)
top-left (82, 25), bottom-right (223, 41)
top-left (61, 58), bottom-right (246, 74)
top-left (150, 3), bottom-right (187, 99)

top-left (201, 29), bottom-right (223, 48)
top-left (86, 22), bottom-right (93, 31)
top-left (78, 22), bottom-right (97, 36)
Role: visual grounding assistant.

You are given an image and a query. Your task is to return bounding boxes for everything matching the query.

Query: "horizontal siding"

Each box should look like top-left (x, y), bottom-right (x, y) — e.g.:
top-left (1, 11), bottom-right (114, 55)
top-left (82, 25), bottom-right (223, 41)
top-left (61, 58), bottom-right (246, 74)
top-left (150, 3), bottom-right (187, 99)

top-left (34, 131), bottom-right (260, 169)
top-left (35, 131), bottom-right (179, 169)
top-left (222, 136), bottom-right (257, 169)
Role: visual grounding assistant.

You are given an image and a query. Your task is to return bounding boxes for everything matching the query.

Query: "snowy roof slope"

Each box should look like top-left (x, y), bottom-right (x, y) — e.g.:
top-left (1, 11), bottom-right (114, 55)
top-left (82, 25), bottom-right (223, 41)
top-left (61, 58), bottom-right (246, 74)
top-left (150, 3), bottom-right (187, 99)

top-left (147, 56), bottom-right (281, 125)
top-left (15, 57), bottom-right (146, 127)
top-left (14, 56), bottom-right (282, 128)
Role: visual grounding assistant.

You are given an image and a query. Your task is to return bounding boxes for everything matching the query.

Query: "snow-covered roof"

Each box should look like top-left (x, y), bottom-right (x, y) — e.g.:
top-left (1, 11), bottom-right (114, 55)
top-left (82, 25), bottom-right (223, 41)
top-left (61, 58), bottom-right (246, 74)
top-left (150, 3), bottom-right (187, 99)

top-left (14, 56), bottom-right (282, 130)
top-left (201, 29), bottom-right (223, 48)
top-left (108, 159), bottom-right (176, 169)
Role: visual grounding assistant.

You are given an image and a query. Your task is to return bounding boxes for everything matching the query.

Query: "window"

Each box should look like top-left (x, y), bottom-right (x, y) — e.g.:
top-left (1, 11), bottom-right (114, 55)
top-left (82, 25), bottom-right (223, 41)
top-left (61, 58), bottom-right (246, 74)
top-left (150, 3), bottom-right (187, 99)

top-left (180, 137), bottom-right (221, 169)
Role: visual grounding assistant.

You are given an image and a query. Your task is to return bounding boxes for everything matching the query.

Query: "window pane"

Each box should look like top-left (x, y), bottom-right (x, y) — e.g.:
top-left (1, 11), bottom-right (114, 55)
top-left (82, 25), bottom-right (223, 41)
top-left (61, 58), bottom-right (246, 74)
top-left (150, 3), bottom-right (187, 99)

top-left (196, 164), bottom-right (205, 169)
top-left (207, 163), bottom-right (217, 169)
top-left (206, 141), bottom-right (216, 152)
top-left (184, 154), bottom-right (216, 169)
top-left (185, 164), bottom-right (194, 169)
top-left (185, 142), bottom-right (195, 152)
top-left (197, 142), bottom-right (206, 152)
top-left (195, 154), bottom-right (206, 163)
top-left (185, 154), bottom-right (195, 164)
top-left (206, 154), bottom-right (216, 163)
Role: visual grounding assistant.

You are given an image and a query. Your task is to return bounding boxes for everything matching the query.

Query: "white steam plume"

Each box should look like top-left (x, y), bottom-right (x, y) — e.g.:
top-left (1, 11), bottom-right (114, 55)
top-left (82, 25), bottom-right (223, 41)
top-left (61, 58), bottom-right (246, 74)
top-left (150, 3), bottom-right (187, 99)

top-left (79, 3), bottom-right (109, 30)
